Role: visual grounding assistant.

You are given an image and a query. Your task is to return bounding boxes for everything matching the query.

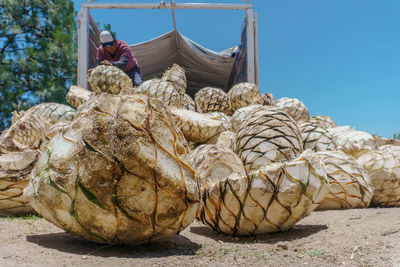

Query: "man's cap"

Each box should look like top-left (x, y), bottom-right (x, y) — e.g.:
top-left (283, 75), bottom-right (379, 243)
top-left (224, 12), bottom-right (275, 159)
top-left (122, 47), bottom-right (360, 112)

top-left (100, 31), bottom-right (115, 47)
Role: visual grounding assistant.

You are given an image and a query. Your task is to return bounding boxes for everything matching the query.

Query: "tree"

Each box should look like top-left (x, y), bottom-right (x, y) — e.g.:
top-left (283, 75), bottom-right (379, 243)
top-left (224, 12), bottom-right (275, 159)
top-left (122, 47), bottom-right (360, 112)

top-left (0, 0), bottom-right (77, 130)
top-left (394, 133), bottom-right (400, 140)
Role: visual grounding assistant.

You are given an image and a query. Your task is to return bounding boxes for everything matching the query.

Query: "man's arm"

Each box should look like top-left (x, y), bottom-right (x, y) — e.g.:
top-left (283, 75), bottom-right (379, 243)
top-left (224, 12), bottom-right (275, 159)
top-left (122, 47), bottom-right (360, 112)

top-left (111, 56), bottom-right (129, 69)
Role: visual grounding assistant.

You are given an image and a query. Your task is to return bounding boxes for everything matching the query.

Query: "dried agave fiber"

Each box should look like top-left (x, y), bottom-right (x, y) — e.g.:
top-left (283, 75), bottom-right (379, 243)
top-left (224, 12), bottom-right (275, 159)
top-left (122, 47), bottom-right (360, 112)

top-left (0, 150), bottom-right (39, 216)
top-left (24, 94), bottom-right (200, 245)
top-left (135, 79), bottom-right (184, 109)
top-left (188, 144), bottom-right (246, 188)
top-left (89, 65), bottom-right (133, 94)
top-left (276, 97), bottom-right (310, 122)
top-left (194, 87), bottom-right (230, 114)
top-left (161, 64), bottom-right (186, 95)
top-left (0, 103), bottom-right (76, 153)
top-left (236, 106), bottom-right (303, 172)
top-left (199, 150), bottom-right (329, 236)
top-left (298, 121), bottom-right (336, 152)
top-left (310, 115), bottom-right (337, 130)
top-left (228, 82), bottom-right (261, 112)
top-left (357, 150), bottom-right (400, 206)
top-left (315, 150), bottom-right (373, 210)
top-left (171, 109), bottom-right (227, 144)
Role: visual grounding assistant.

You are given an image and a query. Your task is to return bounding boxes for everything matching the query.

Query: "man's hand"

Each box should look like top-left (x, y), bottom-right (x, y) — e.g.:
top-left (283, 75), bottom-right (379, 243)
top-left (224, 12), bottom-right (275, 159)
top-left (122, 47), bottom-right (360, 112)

top-left (87, 68), bottom-right (93, 78)
top-left (100, 60), bottom-right (112, 66)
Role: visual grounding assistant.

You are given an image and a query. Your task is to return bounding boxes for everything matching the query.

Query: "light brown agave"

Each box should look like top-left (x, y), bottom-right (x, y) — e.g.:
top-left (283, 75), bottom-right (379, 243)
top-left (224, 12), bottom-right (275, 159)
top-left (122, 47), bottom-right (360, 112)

top-left (199, 150), bottom-right (329, 236)
top-left (357, 150), bottom-right (400, 206)
top-left (275, 97), bottom-right (310, 122)
top-left (298, 121), bottom-right (336, 151)
top-left (135, 79), bottom-right (184, 109)
top-left (315, 150), bottom-right (373, 210)
top-left (67, 85), bottom-right (94, 109)
top-left (194, 87), bottom-right (230, 114)
top-left (310, 115), bottom-right (337, 129)
top-left (228, 82), bottom-right (261, 112)
top-left (161, 64), bottom-right (186, 95)
top-left (379, 144), bottom-right (400, 156)
top-left (24, 94), bottom-right (200, 245)
top-left (236, 106), bottom-right (303, 173)
top-left (0, 150), bottom-right (39, 216)
top-left (88, 65), bottom-right (133, 94)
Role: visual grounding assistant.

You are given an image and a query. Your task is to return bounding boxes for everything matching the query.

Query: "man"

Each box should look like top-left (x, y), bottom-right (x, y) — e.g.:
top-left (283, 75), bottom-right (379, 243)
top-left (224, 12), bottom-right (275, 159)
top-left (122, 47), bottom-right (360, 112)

top-left (88, 30), bottom-right (143, 86)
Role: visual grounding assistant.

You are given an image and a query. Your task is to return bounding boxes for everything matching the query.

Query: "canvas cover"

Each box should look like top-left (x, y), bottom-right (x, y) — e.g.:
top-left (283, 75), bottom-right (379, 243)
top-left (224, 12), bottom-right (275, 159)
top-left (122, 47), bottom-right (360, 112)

top-left (130, 30), bottom-right (245, 97)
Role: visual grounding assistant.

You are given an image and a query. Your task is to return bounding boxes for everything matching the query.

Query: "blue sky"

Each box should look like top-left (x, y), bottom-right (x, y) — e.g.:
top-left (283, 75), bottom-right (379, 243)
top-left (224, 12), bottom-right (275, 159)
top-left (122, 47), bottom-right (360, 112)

top-left (73, 0), bottom-right (400, 138)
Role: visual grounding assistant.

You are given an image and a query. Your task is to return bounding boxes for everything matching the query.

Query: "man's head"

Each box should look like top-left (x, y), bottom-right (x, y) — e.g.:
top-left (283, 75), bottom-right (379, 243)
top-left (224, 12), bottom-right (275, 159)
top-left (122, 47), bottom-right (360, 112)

top-left (100, 30), bottom-right (117, 54)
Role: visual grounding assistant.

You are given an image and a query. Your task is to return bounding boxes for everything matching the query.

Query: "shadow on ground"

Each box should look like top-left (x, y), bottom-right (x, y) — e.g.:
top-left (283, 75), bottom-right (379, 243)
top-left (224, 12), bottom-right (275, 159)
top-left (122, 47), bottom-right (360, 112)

top-left (26, 232), bottom-right (200, 258)
top-left (189, 224), bottom-right (328, 244)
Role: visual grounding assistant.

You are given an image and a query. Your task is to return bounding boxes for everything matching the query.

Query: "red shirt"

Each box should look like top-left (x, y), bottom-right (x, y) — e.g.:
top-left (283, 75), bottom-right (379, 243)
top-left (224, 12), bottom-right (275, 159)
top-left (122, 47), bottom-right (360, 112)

top-left (96, 40), bottom-right (138, 71)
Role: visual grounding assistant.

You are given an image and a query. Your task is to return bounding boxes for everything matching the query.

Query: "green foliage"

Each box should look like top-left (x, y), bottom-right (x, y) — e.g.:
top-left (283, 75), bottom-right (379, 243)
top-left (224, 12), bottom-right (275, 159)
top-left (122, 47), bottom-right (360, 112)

top-left (0, 0), bottom-right (77, 130)
top-left (394, 133), bottom-right (400, 140)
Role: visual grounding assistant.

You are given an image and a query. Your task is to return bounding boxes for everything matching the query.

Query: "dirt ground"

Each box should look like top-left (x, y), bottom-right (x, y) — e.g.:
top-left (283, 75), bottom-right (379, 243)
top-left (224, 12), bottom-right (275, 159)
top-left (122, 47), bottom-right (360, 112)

top-left (0, 207), bottom-right (399, 267)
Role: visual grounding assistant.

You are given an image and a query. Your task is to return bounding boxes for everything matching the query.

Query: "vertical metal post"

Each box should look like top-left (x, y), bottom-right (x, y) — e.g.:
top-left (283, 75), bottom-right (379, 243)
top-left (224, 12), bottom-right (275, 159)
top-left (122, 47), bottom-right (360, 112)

top-left (170, 0), bottom-right (182, 65)
top-left (78, 7), bottom-right (89, 89)
top-left (245, 7), bottom-right (255, 83)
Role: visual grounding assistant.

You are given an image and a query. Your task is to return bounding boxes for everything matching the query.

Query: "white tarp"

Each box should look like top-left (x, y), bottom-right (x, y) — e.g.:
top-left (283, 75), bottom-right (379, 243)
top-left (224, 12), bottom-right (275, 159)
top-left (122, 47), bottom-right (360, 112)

top-left (130, 31), bottom-right (236, 96)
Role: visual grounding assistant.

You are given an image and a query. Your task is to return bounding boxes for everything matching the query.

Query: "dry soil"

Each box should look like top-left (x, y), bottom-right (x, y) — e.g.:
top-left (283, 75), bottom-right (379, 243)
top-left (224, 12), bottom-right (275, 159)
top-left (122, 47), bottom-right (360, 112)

top-left (0, 207), bottom-right (399, 267)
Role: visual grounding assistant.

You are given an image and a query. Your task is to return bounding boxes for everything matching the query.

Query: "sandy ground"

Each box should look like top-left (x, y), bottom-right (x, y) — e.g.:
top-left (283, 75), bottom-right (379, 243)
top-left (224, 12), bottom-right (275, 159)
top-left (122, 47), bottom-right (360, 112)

top-left (0, 207), bottom-right (399, 267)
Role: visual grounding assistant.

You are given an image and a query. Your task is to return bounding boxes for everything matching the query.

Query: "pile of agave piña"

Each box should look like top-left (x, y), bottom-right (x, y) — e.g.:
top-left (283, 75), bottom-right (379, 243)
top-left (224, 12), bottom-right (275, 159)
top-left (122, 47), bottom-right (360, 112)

top-left (0, 64), bottom-right (398, 244)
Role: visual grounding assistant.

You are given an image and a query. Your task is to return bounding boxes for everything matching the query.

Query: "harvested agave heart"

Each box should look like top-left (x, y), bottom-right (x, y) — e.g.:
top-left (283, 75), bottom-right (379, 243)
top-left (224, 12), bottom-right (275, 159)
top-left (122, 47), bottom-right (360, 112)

top-left (188, 144), bottom-right (246, 189)
top-left (228, 82), bottom-right (262, 112)
top-left (88, 65), bottom-right (133, 94)
top-left (309, 115), bottom-right (337, 130)
top-left (358, 150), bottom-right (400, 206)
top-left (275, 97), bottom-right (310, 122)
top-left (194, 87), bottom-right (230, 114)
top-left (315, 150), bottom-right (373, 210)
top-left (183, 94), bottom-right (198, 112)
top-left (161, 64), bottom-right (186, 95)
top-left (230, 104), bottom-right (263, 133)
top-left (0, 150), bottom-right (39, 216)
top-left (236, 106), bottom-right (303, 172)
top-left (135, 78), bottom-right (184, 109)
top-left (0, 103), bottom-right (76, 153)
top-left (298, 121), bottom-right (336, 152)
top-left (332, 128), bottom-right (377, 158)
top-left (24, 94), bottom-right (200, 245)
top-left (199, 150), bottom-right (329, 236)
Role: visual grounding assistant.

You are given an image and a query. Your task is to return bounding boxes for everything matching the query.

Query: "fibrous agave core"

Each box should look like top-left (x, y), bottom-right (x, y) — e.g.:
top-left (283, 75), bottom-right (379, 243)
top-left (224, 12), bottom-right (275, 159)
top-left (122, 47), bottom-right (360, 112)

top-left (315, 150), bottom-right (373, 210)
top-left (24, 94), bottom-right (200, 245)
top-left (135, 79), bottom-right (184, 109)
top-left (199, 150), bottom-right (329, 236)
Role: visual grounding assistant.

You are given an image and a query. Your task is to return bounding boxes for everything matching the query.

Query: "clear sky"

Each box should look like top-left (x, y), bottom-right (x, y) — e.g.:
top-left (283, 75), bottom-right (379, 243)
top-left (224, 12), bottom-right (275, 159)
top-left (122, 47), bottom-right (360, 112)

top-left (73, 0), bottom-right (400, 138)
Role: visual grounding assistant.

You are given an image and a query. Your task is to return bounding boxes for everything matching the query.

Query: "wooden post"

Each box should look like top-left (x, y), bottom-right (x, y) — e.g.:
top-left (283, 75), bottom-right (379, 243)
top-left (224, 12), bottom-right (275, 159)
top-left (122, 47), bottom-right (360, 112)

top-left (254, 12), bottom-right (259, 86)
top-left (78, 7), bottom-right (89, 89)
top-left (246, 7), bottom-right (255, 84)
